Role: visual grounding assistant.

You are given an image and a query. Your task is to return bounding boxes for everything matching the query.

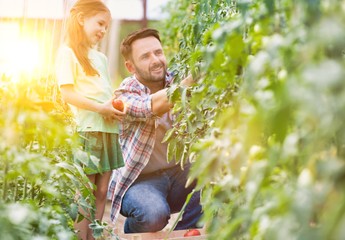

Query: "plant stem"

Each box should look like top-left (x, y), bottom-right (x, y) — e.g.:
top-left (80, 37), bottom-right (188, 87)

top-left (2, 162), bottom-right (8, 201)
top-left (23, 178), bottom-right (27, 200)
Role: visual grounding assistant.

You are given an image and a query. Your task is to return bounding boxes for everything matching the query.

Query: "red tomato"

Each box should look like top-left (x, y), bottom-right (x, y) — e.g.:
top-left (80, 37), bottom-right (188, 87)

top-left (112, 99), bottom-right (124, 112)
top-left (184, 229), bottom-right (201, 237)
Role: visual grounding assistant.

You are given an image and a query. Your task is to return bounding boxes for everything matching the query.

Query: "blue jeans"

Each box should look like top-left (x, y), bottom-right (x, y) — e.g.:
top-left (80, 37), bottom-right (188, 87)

top-left (120, 164), bottom-right (202, 233)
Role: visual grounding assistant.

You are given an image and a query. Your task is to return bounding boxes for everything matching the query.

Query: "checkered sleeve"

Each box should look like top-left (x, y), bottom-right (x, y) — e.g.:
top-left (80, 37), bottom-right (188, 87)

top-left (109, 74), bottom-right (174, 223)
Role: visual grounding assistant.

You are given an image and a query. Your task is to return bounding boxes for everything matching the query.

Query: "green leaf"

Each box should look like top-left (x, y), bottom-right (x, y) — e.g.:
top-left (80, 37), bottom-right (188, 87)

top-left (162, 128), bottom-right (175, 143)
top-left (167, 140), bottom-right (177, 163)
top-left (69, 202), bottom-right (79, 221)
top-left (181, 86), bottom-right (188, 109)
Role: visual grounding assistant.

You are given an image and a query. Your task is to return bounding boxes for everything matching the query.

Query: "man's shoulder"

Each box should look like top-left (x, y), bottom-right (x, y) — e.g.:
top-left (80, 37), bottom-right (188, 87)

top-left (166, 71), bottom-right (174, 85)
top-left (119, 76), bottom-right (147, 92)
top-left (120, 76), bottom-right (137, 87)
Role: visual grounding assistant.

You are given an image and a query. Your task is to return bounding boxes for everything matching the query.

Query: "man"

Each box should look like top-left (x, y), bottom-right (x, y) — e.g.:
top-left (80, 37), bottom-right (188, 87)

top-left (108, 28), bottom-right (202, 233)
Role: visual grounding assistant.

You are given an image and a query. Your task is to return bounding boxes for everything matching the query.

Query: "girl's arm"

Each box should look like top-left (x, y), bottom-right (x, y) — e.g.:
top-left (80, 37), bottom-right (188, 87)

top-left (60, 84), bottom-right (126, 121)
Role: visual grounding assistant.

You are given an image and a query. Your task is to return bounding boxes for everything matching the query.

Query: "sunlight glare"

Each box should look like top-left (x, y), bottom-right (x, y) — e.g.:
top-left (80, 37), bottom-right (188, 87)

top-left (0, 22), bottom-right (41, 82)
top-left (10, 38), bottom-right (40, 73)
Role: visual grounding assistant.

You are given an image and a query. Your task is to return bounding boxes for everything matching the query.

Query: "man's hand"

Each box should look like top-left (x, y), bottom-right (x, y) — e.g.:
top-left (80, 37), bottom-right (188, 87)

top-left (180, 74), bottom-right (195, 87)
top-left (151, 88), bottom-right (173, 117)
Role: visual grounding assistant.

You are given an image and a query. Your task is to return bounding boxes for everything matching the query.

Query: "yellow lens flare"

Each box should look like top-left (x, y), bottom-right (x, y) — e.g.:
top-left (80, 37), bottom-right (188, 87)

top-left (0, 22), bottom-right (44, 82)
top-left (11, 39), bottom-right (40, 72)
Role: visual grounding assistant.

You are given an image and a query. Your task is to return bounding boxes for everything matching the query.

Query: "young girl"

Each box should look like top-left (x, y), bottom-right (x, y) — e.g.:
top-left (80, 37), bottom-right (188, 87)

top-left (55, 0), bottom-right (125, 239)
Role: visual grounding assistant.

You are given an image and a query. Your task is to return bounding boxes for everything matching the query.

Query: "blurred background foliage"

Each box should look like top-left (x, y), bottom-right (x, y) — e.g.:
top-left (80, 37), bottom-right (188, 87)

top-left (160, 0), bottom-right (345, 239)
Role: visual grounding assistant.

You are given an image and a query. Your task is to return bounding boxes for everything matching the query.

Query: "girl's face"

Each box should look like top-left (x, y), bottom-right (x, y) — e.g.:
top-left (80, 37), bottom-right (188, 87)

top-left (82, 11), bottom-right (111, 46)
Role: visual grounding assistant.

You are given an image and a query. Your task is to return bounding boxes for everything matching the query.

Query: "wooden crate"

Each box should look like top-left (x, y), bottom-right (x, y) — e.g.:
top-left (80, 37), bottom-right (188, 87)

top-left (116, 228), bottom-right (206, 240)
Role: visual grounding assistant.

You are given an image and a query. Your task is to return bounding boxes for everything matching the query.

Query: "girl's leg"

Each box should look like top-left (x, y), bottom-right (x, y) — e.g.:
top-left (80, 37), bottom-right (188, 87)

top-left (85, 171), bottom-right (112, 240)
top-left (94, 171), bottom-right (112, 221)
top-left (83, 170), bottom-right (112, 239)
top-left (77, 171), bottom-right (111, 240)
top-left (75, 174), bottom-right (96, 240)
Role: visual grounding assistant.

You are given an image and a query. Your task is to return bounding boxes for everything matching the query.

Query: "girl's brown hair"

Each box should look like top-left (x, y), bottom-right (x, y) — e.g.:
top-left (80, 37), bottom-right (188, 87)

top-left (66, 0), bottom-right (110, 76)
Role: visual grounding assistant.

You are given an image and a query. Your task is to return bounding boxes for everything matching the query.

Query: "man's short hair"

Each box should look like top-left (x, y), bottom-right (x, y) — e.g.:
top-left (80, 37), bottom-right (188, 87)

top-left (120, 28), bottom-right (161, 60)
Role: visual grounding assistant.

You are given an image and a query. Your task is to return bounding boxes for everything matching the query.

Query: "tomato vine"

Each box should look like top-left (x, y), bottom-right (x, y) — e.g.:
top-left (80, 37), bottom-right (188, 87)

top-left (160, 0), bottom-right (345, 239)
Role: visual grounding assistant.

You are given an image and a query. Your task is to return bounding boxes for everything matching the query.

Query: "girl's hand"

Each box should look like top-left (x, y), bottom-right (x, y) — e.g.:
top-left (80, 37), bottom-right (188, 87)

top-left (99, 99), bottom-right (126, 122)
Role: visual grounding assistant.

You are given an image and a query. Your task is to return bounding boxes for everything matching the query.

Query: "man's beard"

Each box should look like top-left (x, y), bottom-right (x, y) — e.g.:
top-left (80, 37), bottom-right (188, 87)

top-left (134, 62), bottom-right (167, 83)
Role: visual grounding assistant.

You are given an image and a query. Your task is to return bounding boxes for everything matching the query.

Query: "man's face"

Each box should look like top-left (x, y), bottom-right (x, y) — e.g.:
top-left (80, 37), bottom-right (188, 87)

top-left (128, 36), bottom-right (167, 84)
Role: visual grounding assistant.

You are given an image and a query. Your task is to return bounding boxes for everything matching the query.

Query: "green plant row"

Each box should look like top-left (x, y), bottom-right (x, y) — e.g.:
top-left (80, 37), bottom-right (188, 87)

top-left (160, 0), bottom-right (345, 239)
top-left (0, 76), bottom-right (112, 239)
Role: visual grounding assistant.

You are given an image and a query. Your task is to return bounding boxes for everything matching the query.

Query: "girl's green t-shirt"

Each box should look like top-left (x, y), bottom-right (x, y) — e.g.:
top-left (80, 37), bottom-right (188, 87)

top-left (56, 45), bottom-right (119, 133)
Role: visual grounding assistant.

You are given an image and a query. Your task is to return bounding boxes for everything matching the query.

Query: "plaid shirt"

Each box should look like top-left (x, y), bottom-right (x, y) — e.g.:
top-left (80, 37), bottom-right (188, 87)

top-left (109, 73), bottom-right (173, 222)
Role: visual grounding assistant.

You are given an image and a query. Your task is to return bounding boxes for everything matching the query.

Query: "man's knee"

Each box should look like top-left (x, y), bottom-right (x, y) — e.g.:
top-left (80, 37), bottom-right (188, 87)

top-left (143, 207), bottom-right (170, 231)
top-left (124, 204), bottom-right (170, 233)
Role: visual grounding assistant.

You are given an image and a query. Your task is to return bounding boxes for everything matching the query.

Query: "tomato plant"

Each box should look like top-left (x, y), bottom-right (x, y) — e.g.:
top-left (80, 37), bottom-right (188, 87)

top-left (160, 0), bottom-right (345, 239)
top-left (0, 76), bottom-right (111, 239)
